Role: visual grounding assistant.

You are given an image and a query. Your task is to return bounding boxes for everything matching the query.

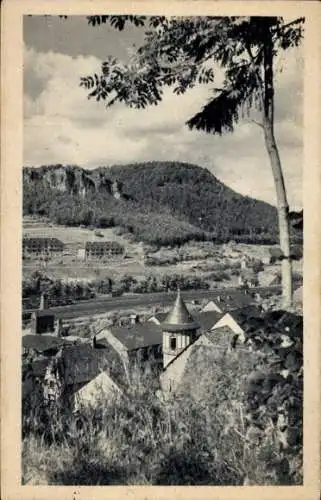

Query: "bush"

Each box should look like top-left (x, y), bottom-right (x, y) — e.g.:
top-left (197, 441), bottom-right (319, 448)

top-left (22, 341), bottom-right (302, 486)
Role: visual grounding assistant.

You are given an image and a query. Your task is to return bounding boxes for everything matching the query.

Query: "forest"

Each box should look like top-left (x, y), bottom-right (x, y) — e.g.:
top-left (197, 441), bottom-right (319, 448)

top-left (23, 162), bottom-right (289, 246)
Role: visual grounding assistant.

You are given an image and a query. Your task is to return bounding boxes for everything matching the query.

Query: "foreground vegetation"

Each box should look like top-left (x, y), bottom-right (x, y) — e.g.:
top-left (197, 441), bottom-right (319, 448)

top-left (22, 326), bottom-right (303, 485)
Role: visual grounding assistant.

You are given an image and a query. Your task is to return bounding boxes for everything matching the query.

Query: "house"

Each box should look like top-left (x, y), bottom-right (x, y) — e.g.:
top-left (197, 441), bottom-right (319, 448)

top-left (160, 324), bottom-right (245, 395)
top-left (23, 237), bottom-right (64, 259)
top-left (58, 342), bottom-right (126, 408)
top-left (22, 333), bottom-right (126, 409)
top-left (194, 310), bottom-right (223, 334)
top-left (97, 290), bottom-right (202, 372)
top-left (211, 305), bottom-right (263, 343)
top-left (211, 292), bottom-right (254, 312)
top-left (201, 300), bottom-right (223, 313)
top-left (85, 241), bottom-right (124, 260)
top-left (22, 334), bottom-right (70, 356)
top-left (160, 307), bottom-right (303, 398)
top-left (95, 321), bottom-right (163, 372)
top-left (73, 371), bottom-right (122, 411)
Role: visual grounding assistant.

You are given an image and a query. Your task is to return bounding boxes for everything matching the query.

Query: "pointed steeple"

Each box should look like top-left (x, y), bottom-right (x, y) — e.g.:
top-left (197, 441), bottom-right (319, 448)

top-left (162, 288), bottom-right (199, 332)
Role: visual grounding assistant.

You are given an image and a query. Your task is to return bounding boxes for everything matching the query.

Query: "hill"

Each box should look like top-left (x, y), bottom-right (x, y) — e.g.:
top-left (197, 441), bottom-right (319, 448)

top-left (23, 162), bottom-right (280, 246)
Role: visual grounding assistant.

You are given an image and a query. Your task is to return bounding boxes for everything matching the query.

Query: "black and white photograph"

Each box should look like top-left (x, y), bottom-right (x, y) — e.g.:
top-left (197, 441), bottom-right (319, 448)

top-left (1, 3), bottom-right (320, 496)
top-left (21, 13), bottom-right (305, 487)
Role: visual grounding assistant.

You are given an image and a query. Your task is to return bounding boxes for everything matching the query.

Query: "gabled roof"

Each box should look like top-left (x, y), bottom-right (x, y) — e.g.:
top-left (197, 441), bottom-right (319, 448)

top-left (22, 334), bottom-right (68, 352)
top-left (23, 237), bottom-right (63, 247)
top-left (60, 343), bottom-right (125, 387)
top-left (74, 371), bottom-right (122, 409)
top-left (205, 325), bottom-right (236, 346)
top-left (109, 322), bottom-right (162, 350)
top-left (85, 241), bottom-right (123, 250)
top-left (211, 292), bottom-right (253, 312)
top-left (151, 310), bottom-right (221, 333)
top-left (162, 290), bottom-right (199, 332)
top-left (201, 300), bottom-right (222, 313)
top-left (194, 311), bottom-right (223, 333)
top-left (150, 312), bottom-right (167, 324)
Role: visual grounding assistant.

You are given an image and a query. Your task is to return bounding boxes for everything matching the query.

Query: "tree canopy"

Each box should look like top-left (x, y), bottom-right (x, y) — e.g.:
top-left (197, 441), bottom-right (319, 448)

top-left (80, 16), bottom-right (304, 133)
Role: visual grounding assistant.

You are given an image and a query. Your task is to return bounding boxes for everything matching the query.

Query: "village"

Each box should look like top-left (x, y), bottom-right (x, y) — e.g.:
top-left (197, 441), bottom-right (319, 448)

top-left (22, 268), bottom-right (303, 408)
top-left (16, 13), bottom-right (308, 488)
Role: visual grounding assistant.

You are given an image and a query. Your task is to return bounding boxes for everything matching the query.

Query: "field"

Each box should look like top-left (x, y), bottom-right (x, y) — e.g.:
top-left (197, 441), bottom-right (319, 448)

top-left (23, 217), bottom-right (296, 284)
top-left (23, 216), bottom-right (145, 281)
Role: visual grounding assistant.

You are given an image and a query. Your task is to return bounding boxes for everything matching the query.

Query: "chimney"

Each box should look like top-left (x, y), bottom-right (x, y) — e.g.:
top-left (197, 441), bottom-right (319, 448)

top-left (217, 295), bottom-right (221, 303)
top-left (39, 292), bottom-right (48, 310)
top-left (92, 335), bottom-right (97, 348)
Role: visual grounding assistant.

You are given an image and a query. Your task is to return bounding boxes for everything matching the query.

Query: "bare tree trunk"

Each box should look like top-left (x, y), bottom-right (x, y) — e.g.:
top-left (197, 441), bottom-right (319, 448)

top-left (263, 122), bottom-right (293, 308)
top-left (263, 28), bottom-right (293, 308)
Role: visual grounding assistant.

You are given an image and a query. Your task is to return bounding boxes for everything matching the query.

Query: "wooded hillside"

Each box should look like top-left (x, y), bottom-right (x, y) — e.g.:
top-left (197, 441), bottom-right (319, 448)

top-left (23, 162), bottom-right (290, 246)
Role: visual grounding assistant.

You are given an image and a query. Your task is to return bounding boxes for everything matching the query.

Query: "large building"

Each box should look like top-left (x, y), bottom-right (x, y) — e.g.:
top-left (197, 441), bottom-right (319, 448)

top-left (95, 321), bottom-right (163, 373)
top-left (85, 241), bottom-right (124, 260)
top-left (23, 237), bottom-right (64, 258)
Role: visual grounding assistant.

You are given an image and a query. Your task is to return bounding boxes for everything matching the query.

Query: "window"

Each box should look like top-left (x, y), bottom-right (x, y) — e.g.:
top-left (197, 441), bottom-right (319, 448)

top-left (170, 337), bottom-right (177, 350)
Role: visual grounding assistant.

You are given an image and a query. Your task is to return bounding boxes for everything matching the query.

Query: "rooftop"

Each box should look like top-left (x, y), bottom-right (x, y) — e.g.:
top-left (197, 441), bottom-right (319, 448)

top-left (194, 310), bottom-right (223, 333)
top-left (204, 325), bottom-right (236, 345)
top-left (23, 237), bottom-right (63, 246)
top-left (162, 290), bottom-right (199, 332)
top-left (109, 322), bottom-right (162, 350)
top-left (59, 343), bottom-right (126, 387)
top-left (85, 241), bottom-right (123, 250)
top-left (22, 334), bottom-right (69, 352)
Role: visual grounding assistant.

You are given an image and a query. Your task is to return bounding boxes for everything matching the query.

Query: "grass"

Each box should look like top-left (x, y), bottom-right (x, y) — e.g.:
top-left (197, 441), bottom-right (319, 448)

top-left (22, 340), bottom-right (303, 486)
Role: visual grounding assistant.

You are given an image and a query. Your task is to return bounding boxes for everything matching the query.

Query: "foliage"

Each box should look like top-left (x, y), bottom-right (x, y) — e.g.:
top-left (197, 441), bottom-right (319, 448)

top-left (22, 272), bottom-right (95, 309)
top-left (79, 15), bottom-right (304, 307)
top-left (80, 16), bottom-right (303, 128)
top-left (23, 162), bottom-right (281, 245)
top-left (22, 326), bottom-right (302, 486)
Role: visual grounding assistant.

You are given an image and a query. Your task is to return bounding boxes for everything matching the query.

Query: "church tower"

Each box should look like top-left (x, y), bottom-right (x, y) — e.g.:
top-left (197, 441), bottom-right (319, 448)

top-left (161, 289), bottom-right (200, 368)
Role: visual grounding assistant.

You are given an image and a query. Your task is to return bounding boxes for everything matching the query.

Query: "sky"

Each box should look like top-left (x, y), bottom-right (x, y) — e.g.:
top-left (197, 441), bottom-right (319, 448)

top-left (23, 15), bottom-right (303, 209)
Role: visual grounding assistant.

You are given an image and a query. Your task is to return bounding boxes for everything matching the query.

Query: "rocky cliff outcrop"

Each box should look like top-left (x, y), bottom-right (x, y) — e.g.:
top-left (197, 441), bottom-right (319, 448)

top-left (23, 165), bottom-right (124, 200)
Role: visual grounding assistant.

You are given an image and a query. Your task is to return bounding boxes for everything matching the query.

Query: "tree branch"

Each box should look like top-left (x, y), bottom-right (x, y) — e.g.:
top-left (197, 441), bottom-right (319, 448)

top-left (251, 119), bottom-right (264, 129)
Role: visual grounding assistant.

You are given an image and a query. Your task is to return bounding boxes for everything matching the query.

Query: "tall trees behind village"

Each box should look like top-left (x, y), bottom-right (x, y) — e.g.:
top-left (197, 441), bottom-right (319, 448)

top-left (80, 16), bottom-right (304, 307)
